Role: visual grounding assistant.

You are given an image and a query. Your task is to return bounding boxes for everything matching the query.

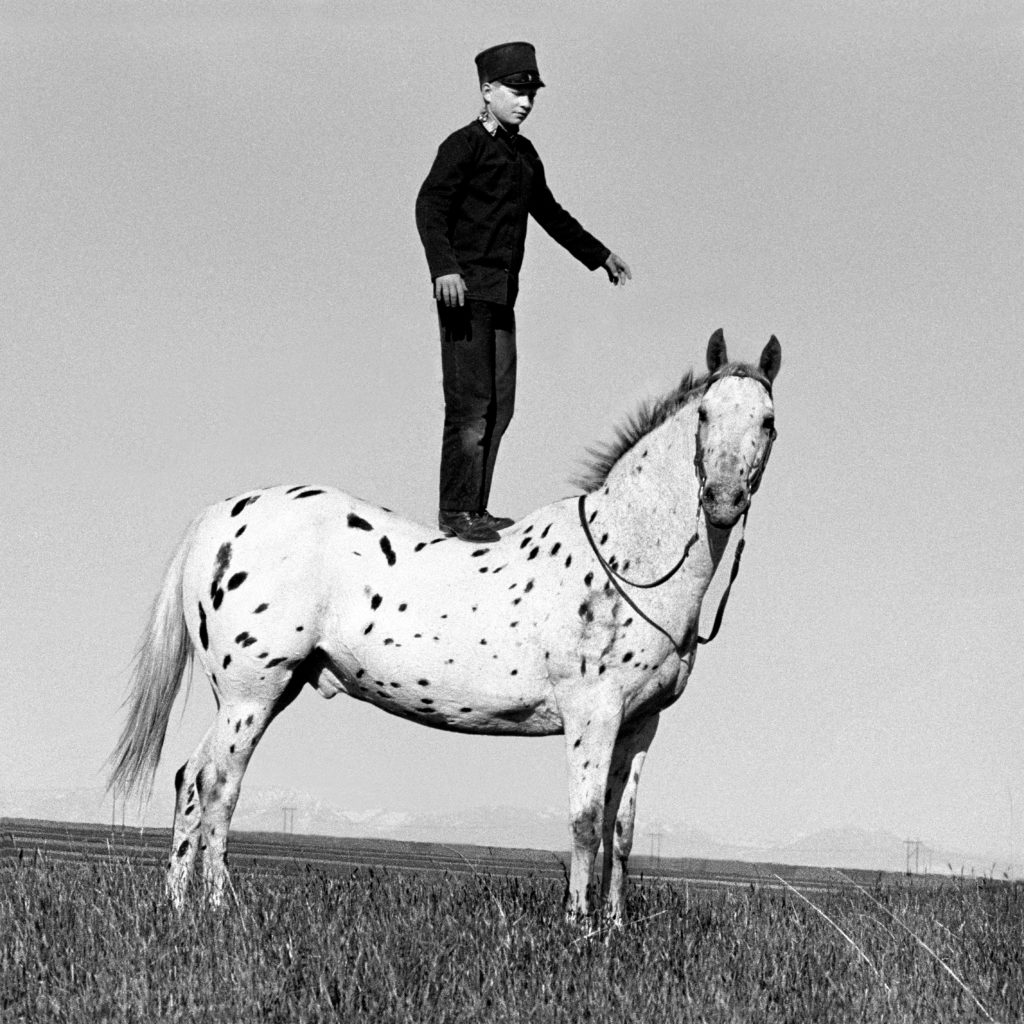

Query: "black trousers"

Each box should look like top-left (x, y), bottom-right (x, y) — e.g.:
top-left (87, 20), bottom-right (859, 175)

top-left (438, 299), bottom-right (517, 513)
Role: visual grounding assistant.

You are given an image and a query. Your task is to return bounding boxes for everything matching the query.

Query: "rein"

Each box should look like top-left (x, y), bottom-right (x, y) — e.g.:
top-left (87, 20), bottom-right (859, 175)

top-left (577, 374), bottom-right (775, 657)
top-left (577, 495), bottom-right (747, 656)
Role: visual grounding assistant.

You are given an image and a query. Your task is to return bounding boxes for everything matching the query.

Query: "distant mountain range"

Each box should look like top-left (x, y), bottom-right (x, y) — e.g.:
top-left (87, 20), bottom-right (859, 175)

top-left (1, 785), bottom-right (1011, 879)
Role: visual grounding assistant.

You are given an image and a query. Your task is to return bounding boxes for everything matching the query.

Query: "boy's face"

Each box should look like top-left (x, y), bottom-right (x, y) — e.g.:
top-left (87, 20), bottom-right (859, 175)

top-left (482, 81), bottom-right (538, 129)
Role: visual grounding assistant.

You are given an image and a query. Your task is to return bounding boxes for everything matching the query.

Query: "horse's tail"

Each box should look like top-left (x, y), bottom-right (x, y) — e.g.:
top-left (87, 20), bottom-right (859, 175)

top-left (107, 517), bottom-right (201, 802)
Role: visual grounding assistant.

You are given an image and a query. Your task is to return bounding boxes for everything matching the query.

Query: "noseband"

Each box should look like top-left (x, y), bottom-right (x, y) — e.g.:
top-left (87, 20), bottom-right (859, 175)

top-left (578, 372), bottom-right (776, 656)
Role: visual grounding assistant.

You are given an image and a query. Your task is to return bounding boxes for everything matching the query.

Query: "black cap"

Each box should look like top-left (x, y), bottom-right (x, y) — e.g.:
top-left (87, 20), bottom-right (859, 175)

top-left (475, 41), bottom-right (545, 89)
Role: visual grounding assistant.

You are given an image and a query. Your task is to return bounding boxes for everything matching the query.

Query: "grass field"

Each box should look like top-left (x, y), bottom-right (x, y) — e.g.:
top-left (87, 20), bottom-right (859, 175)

top-left (2, 853), bottom-right (1021, 1023)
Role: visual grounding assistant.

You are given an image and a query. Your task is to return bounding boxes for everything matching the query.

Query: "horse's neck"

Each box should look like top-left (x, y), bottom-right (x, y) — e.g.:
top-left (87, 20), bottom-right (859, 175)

top-left (588, 406), bottom-right (728, 595)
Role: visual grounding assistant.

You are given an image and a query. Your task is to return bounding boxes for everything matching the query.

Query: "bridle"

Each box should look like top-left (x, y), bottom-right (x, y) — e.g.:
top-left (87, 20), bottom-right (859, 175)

top-left (578, 372), bottom-right (776, 657)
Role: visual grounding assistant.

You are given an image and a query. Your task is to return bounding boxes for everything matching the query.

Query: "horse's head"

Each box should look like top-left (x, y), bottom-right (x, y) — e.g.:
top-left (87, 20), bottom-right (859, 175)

top-left (695, 329), bottom-right (781, 529)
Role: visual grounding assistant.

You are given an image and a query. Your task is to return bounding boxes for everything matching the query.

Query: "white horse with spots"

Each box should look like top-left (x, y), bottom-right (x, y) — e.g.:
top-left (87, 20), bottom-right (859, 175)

top-left (109, 329), bottom-right (781, 922)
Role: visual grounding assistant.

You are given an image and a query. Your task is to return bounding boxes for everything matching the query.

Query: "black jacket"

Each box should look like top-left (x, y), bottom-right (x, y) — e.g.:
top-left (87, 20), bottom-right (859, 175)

top-left (416, 120), bottom-right (610, 307)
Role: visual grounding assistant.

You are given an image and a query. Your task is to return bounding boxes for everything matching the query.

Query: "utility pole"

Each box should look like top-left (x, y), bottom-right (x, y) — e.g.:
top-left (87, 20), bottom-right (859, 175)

top-left (1009, 789), bottom-right (1015, 882)
top-left (904, 838), bottom-right (921, 876)
top-left (649, 830), bottom-right (663, 869)
top-left (282, 806), bottom-right (296, 835)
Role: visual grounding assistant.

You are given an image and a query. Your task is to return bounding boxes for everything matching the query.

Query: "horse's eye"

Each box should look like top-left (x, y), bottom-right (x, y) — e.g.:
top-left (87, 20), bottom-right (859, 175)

top-left (698, 407), bottom-right (708, 423)
top-left (763, 415), bottom-right (775, 432)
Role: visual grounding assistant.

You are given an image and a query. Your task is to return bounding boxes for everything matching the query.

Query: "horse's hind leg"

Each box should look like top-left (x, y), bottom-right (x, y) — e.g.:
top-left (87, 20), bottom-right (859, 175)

top-left (195, 675), bottom-right (306, 905)
top-left (600, 713), bottom-right (659, 926)
top-left (167, 724), bottom-right (215, 909)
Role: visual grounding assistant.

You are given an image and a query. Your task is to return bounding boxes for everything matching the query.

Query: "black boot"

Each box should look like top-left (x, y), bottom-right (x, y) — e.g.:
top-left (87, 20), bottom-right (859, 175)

top-left (438, 510), bottom-right (501, 543)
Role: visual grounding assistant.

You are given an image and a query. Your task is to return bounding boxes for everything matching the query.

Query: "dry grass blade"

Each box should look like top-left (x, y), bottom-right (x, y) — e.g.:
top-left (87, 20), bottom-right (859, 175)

top-left (833, 870), bottom-right (997, 1023)
top-left (572, 908), bottom-right (669, 948)
top-left (438, 845), bottom-right (513, 949)
top-left (771, 873), bottom-right (891, 995)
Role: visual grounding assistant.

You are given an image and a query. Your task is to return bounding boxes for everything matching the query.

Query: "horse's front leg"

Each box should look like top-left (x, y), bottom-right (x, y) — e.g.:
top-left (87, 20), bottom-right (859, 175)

top-left (561, 696), bottom-right (624, 922)
top-left (601, 713), bottom-right (660, 926)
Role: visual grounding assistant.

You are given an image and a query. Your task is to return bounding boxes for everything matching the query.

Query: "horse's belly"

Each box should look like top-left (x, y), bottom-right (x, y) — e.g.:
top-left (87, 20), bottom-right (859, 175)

top-left (315, 643), bottom-right (561, 736)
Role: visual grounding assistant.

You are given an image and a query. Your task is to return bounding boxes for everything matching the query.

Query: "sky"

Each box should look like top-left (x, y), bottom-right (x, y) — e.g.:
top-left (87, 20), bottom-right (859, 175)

top-left (2, 1), bottom-right (1021, 867)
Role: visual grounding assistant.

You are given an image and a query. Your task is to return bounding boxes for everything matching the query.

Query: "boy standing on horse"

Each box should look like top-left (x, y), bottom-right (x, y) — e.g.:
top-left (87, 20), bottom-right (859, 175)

top-left (416, 41), bottom-right (631, 543)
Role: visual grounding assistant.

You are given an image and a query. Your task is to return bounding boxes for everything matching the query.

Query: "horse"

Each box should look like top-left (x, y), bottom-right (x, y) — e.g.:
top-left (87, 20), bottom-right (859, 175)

top-left (108, 328), bottom-right (781, 922)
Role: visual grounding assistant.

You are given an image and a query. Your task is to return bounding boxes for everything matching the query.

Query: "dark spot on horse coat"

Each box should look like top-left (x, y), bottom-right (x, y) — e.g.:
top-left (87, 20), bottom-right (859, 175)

top-left (573, 736), bottom-right (582, 749)
top-left (584, 572), bottom-right (594, 587)
top-left (460, 707), bottom-right (473, 713)
top-left (348, 513), bottom-right (373, 531)
top-left (520, 537), bottom-right (530, 549)
top-left (230, 495), bottom-right (259, 517)
top-left (213, 543), bottom-right (232, 581)
top-left (550, 542), bottom-right (561, 556)
top-left (524, 580), bottom-right (535, 593)
top-left (174, 764), bottom-right (186, 793)
top-left (417, 679), bottom-right (430, 687)
top-left (176, 839), bottom-right (190, 858)
top-left (370, 593), bottom-right (382, 610)
top-left (227, 572), bottom-right (247, 590)
top-left (363, 623), bottom-right (374, 635)
top-left (622, 651), bottom-right (634, 663)
top-left (296, 625), bottom-right (304, 631)
top-left (229, 744), bottom-right (235, 754)
top-left (198, 603), bottom-right (209, 649)
top-left (600, 533), bottom-right (609, 545)
top-left (285, 485), bottom-right (306, 494)
top-left (235, 631), bottom-right (252, 645)
top-left (541, 524), bottom-right (552, 539)
top-left (528, 546), bottom-right (539, 560)
top-left (245, 715), bottom-right (253, 726)
top-left (379, 536), bottom-right (396, 566)
top-left (420, 698), bottom-right (434, 705)
top-left (471, 548), bottom-right (488, 557)
top-left (265, 657), bottom-right (287, 668)
top-left (294, 489), bottom-right (325, 499)
top-left (235, 525), bottom-right (247, 538)
top-left (398, 603), bottom-right (407, 612)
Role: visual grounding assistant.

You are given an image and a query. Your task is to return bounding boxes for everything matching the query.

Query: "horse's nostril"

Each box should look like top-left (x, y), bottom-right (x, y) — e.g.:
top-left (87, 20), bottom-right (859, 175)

top-left (702, 485), bottom-right (716, 504)
top-left (732, 489), bottom-right (746, 507)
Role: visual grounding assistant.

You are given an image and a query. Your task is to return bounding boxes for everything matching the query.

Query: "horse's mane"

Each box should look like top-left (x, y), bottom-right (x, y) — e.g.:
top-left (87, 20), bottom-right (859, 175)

top-left (574, 361), bottom-right (771, 493)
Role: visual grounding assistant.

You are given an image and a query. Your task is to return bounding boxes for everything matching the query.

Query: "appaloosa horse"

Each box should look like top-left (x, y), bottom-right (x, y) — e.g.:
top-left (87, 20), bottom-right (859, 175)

top-left (109, 329), bottom-right (781, 922)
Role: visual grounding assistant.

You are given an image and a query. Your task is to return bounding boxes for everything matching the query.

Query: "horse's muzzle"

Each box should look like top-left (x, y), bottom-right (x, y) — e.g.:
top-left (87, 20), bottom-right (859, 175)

top-left (700, 482), bottom-right (749, 529)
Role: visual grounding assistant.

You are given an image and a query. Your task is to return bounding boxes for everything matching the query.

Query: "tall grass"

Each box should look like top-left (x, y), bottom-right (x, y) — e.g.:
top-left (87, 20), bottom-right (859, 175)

top-left (1, 858), bottom-right (1020, 1023)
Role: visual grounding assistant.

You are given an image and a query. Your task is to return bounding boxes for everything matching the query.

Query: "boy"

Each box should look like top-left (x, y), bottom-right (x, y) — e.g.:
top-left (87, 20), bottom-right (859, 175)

top-left (416, 41), bottom-right (631, 543)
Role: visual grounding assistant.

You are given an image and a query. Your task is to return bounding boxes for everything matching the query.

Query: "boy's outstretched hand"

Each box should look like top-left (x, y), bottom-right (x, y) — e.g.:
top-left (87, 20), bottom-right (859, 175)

top-left (604, 253), bottom-right (632, 285)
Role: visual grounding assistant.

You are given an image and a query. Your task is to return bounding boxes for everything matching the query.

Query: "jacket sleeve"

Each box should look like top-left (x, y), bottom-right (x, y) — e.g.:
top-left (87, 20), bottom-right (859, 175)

top-left (527, 151), bottom-right (610, 271)
top-left (415, 132), bottom-right (474, 281)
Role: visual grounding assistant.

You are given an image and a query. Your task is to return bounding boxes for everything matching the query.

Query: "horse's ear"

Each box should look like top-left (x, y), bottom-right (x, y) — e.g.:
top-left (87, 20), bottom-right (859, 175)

top-left (759, 335), bottom-right (782, 383)
top-left (706, 329), bottom-right (728, 373)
